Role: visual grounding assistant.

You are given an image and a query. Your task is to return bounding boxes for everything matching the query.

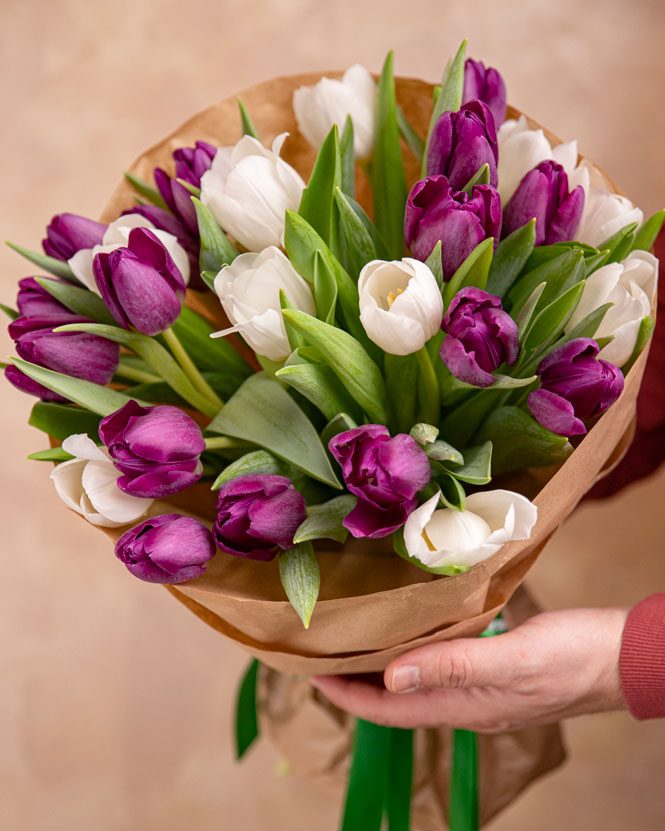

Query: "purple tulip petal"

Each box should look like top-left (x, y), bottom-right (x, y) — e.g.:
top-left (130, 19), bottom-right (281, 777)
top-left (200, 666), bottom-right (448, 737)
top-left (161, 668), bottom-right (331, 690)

top-left (528, 389), bottom-right (587, 436)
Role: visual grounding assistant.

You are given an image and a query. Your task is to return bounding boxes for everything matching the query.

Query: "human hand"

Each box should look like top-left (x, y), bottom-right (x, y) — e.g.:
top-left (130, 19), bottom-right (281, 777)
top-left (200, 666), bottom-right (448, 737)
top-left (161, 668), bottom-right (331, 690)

top-left (310, 607), bottom-right (629, 733)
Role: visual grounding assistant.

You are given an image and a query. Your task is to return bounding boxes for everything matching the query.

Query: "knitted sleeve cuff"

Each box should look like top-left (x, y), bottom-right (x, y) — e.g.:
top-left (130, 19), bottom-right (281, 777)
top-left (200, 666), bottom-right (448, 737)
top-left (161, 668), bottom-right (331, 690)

top-left (620, 593), bottom-right (665, 720)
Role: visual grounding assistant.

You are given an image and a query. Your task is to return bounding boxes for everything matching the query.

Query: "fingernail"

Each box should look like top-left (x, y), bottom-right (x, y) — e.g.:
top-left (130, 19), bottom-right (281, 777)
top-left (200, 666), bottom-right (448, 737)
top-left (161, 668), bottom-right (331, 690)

top-left (390, 665), bottom-right (420, 694)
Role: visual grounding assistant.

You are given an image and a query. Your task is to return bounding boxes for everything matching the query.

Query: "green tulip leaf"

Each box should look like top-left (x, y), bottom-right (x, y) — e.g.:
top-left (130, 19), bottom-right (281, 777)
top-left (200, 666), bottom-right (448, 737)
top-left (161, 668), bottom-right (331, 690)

top-left (599, 222), bottom-right (638, 264)
top-left (410, 422), bottom-right (440, 447)
top-left (172, 305), bottom-right (251, 376)
top-left (282, 309), bottom-right (387, 424)
top-left (124, 172), bottom-right (168, 210)
top-left (508, 249), bottom-right (585, 317)
top-left (6, 241), bottom-right (78, 283)
top-left (485, 219), bottom-right (536, 299)
top-left (395, 102), bottom-right (425, 162)
top-left (275, 360), bottom-right (361, 423)
top-left (424, 438), bottom-right (464, 465)
top-left (442, 441), bottom-right (492, 484)
top-left (423, 39), bottom-right (467, 176)
top-left (372, 51), bottom-right (407, 259)
top-left (461, 163), bottom-right (490, 194)
top-left (384, 352), bottom-right (418, 435)
top-left (279, 542), bottom-right (320, 629)
top-left (192, 197), bottom-right (240, 273)
top-left (35, 277), bottom-right (116, 325)
top-left (293, 494), bottom-right (357, 544)
top-left (1, 303), bottom-right (19, 320)
top-left (211, 449), bottom-right (288, 490)
top-left (299, 124), bottom-right (342, 248)
top-left (27, 447), bottom-right (75, 462)
top-left (425, 241), bottom-right (444, 289)
top-left (522, 280), bottom-right (586, 353)
top-left (333, 187), bottom-right (377, 279)
top-left (622, 316), bottom-right (656, 374)
top-left (443, 237), bottom-right (494, 305)
top-left (207, 372), bottom-right (341, 488)
top-left (28, 401), bottom-right (103, 442)
top-left (631, 209), bottom-right (665, 254)
top-left (340, 115), bottom-right (356, 198)
top-left (237, 97), bottom-right (260, 139)
top-left (321, 413), bottom-right (358, 448)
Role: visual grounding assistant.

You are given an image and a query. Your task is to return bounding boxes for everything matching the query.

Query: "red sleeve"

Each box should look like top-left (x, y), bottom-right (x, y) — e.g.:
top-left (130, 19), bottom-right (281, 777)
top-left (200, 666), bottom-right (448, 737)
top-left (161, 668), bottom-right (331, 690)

top-left (619, 594), bottom-right (665, 719)
top-left (586, 227), bottom-right (665, 499)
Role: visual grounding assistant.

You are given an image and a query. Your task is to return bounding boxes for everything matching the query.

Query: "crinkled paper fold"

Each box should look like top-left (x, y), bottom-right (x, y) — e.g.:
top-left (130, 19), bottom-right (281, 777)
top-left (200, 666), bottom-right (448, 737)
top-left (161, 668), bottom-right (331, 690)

top-left (99, 73), bottom-right (647, 677)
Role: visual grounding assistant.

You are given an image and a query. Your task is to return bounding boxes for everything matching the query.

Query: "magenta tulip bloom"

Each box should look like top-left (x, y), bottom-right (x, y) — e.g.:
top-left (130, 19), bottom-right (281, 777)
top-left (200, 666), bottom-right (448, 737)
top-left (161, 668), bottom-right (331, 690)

top-left (42, 213), bottom-right (106, 261)
top-left (173, 140), bottom-right (217, 187)
top-left (213, 475), bottom-right (307, 561)
top-left (16, 277), bottom-right (72, 318)
top-left (426, 100), bottom-right (498, 190)
top-left (93, 226), bottom-right (185, 336)
top-left (528, 338), bottom-right (624, 436)
top-left (4, 364), bottom-right (66, 401)
top-left (440, 287), bottom-right (519, 387)
top-left (462, 58), bottom-right (507, 126)
top-left (115, 513), bottom-right (215, 584)
top-left (328, 425), bottom-right (431, 539)
top-left (99, 400), bottom-right (205, 498)
top-left (503, 160), bottom-right (585, 246)
top-left (8, 313), bottom-right (120, 389)
top-left (405, 175), bottom-right (502, 278)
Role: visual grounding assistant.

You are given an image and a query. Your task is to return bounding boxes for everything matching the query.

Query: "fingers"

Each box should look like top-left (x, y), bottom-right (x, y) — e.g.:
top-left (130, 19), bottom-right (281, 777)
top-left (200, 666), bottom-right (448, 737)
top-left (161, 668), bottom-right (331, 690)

top-left (310, 674), bottom-right (462, 729)
top-left (384, 632), bottom-right (521, 693)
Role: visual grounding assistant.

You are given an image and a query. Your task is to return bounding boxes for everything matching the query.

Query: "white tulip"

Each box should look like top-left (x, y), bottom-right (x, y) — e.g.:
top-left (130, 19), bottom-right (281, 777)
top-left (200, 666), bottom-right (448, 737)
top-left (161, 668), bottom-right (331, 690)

top-left (358, 258), bottom-right (443, 355)
top-left (497, 115), bottom-right (578, 203)
top-left (404, 489), bottom-right (538, 570)
top-left (571, 181), bottom-right (643, 248)
top-left (200, 133), bottom-right (305, 252)
top-left (211, 246), bottom-right (315, 361)
top-left (51, 434), bottom-right (153, 528)
top-left (293, 64), bottom-right (377, 160)
top-left (68, 214), bottom-right (191, 293)
top-left (566, 250), bottom-right (658, 367)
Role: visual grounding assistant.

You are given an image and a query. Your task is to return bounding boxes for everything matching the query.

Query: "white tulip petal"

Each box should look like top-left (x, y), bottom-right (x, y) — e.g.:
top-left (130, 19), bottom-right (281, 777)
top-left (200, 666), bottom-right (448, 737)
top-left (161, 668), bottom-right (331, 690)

top-left (50, 458), bottom-right (89, 513)
top-left (359, 306), bottom-right (426, 355)
top-left (551, 140), bottom-right (578, 174)
top-left (598, 320), bottom-right (641, 367)
top-left (68, 248), bottom-right (98, 292)
top-left (61, 433), bottom-right (108, 462)
top-left (466, 490), bottom-right (538, 540)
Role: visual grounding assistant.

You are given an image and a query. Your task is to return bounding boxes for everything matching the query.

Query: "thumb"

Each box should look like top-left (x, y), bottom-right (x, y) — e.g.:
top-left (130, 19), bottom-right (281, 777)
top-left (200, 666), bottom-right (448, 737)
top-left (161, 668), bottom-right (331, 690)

top-left (384, 633), bottom-right (516, 693)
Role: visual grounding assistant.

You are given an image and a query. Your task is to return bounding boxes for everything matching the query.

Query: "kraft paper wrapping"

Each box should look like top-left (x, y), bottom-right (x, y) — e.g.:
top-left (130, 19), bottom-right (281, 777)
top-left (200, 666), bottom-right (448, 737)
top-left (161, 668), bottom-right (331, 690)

top-left (98, 72), bottom-right (649, 677)
top-left (258, 586), bottom-right (565, 829)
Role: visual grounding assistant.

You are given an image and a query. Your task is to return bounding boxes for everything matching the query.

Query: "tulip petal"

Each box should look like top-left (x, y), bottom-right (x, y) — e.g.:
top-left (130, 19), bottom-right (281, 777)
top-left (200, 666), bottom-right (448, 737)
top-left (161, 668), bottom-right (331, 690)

top-left (528, 388), bottom-right (587, 436)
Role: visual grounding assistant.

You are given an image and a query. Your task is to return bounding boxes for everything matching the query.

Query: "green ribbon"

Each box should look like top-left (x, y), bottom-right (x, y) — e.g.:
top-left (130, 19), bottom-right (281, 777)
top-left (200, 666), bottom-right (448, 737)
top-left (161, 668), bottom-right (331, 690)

top-left (235, 658), bottom-right (260, 759)
top-left (449, 615), bottom-right (507, 831)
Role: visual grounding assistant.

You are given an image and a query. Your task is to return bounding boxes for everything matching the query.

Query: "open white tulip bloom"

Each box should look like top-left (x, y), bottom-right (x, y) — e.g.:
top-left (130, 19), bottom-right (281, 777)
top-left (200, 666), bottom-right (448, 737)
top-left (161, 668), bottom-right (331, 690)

top-left (200, 133), bottom-right (305, 252)
top-left (571, 182), bottom-right (644, 248)
top-left (212, 246), bottom-right (315, 361)
top-left (497, 115), bottom-right (578, 203)
top-left (404, 489), bottom-right (538, 570)
top-left (68, 214), bottom-right (191, 293)
top-left (50, 434), bottom-right (153, 528)
top-left (358, 258), bottom-right (443, 355)
top-left (566, 250), bottom-right (658, 367)
top-left (293, 64), bottom-right (377, 161)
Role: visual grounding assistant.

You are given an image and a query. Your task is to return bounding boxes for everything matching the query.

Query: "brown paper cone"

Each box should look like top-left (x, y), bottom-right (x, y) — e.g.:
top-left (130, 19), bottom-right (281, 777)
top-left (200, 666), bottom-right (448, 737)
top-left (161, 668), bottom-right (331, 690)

top-left (258, 586), bottom-right (566, 829)
top-left (96, 73), bottom-right (651, 677)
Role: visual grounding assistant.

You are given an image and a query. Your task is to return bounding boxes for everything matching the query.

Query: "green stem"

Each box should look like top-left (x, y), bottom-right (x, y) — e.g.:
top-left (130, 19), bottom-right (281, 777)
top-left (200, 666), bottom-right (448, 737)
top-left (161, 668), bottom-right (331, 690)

top-left (162, 327), bottom-right (224, 411)
top-left (115, 360), bottom-right (161, 385)
top-left (415, 346), bottom-right (440, 426)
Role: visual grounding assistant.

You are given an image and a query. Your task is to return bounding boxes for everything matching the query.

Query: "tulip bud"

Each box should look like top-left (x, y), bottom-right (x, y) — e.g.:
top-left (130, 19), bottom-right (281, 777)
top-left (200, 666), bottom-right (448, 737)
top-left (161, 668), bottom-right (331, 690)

top-left (404, 489), bottom-right (537, 569)
top-left (528, 338), bottom-right (624, 436)
top-left (462, 58), bottom-right (507, 126)
top-left (212, 246), bottom-right (315, 361)
top-left (115, 513), bottom-right (216, 584)
top-left (328, 425), bottom-right (431, 539)
top-left (358, 257), bottom-right (443, 355)
top-left (42, 213), bottom-right (106, 261)
top-left (93, 227), bottom-right (186, 336)
top-left (173, 140), bottom-right (217, 187)
top-left (213, 475), bottom-right (307, 561)
top-left (440, 287), bottom-right (519, 387)
top-left (200, 133), bottom-right (305, 252)
top-left (566, 251), bottom-right (657, 368)
top-left (50, 434), bottom-right (153, 528)
top-left (503, 160), bottom-right (584, 246)
top-left (293, 64), bottom-right (377, 160)
top-left (426, 100), bottom-right (498, 190)
top-left (16, 277), bottom-right (72, 318)
top-left (404, 175), bottom-right (502, 279)
top-left (8, 314), bottom-right (120, 390)
top-left (4, 364), bottom-right (66, 402)
top-left (497, 115), bottom-right (578, 204)
top-left (99, 400), bottom-right (205, 498)
top-left (68, 214), bottom-right (190, 294)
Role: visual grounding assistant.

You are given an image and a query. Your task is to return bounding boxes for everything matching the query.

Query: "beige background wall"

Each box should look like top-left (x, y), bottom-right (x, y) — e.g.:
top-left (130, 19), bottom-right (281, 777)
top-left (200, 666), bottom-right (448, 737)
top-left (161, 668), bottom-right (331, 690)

top-left (1, 1), bottom-right (664, 828)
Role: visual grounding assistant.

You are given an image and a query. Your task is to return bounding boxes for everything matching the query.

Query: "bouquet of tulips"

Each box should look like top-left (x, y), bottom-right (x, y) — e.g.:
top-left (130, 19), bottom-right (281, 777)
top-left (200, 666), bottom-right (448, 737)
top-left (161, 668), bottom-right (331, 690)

top-left (3, 39), bottom-right (661, 828)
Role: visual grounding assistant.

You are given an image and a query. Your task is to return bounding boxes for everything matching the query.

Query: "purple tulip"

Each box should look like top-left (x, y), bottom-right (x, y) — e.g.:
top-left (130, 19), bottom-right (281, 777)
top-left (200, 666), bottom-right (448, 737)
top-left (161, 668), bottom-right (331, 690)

top-left (42, 213), bottom-right (106, 261)
top-left (528, 338), bottom-right (624, 436)
top-left (173, 141), bottom-right (217, 187)
top-left (8, 313), bottom-right (120, 390)
top-left (93, 226), bottom-right (185, 336)
top-left (503, 161), bottom-right (585, 246)
top-left (405, 175), bottom-right (502, 279)
top-left (115, 513), bottom-right (215, 584)
top-left (462, 58), bottom-right (507, 127)
top-left (328, 425), bottom-right (431, 539)
top-left (427, 100), bottom-right (498, 190)
top-left (4, 364), bottom-right (66, 401)
top-left (213, 475), bottom-right (307, 561)
top-left (16, 277), bottom-right (72, 318)
top-left (99, 399), bottom-right (205, 498)
top-left (440, 287), bottom-right (519, 387)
